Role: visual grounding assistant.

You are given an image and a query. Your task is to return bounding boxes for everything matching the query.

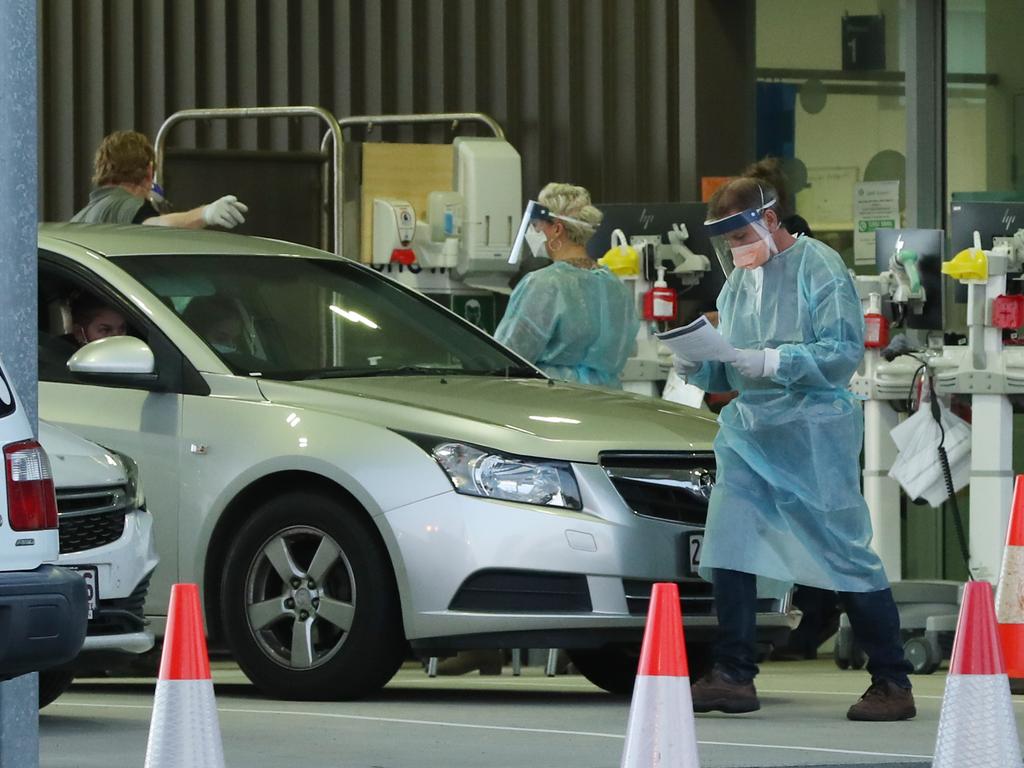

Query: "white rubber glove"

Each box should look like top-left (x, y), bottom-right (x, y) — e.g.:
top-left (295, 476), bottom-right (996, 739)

top-left (733, 348), bottom-right (781, 378)
top-left (673, 355), bottom-right (701, 377)
top-left (202, 195), bottom-right (248, 229)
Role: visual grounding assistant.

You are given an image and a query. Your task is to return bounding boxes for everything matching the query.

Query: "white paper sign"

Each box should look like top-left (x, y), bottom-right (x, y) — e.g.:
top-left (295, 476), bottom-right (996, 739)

top-left (853, 180), bottom-right (900, 266)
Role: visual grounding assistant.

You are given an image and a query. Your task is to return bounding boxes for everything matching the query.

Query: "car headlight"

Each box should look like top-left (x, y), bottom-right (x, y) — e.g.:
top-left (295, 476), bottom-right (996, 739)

top-left (110, 450), bottom-right (145, 510)
top-left (402, 434), bottom-right (581, 510)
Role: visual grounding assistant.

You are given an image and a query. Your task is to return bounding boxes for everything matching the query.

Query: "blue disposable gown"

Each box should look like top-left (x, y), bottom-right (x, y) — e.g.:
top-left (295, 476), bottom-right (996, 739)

top-left (688, 237), bottom-right (889, 593)
top-left (495, 262), bottom-right (639, 388)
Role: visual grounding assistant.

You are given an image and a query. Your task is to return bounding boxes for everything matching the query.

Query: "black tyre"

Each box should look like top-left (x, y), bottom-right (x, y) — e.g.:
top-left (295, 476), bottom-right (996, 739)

top-left (569, 642), bottom-right (712, 695)
top-left (849, 645), bottom-right (868, 670)
top-left (38, 669), bottom-right (75, 708)
top-left (904, 636), bottom-right (940, 675)
top-left (569, 646), bottom-right (638, 695)
top-left (834, 626), bottom-right (866, 670)
top-left (220, 490), bottom-right (406, 700)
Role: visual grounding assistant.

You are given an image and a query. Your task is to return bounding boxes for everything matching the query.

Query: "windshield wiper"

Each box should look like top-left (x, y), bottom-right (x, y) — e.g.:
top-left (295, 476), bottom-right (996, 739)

top-left (302, 366), bottom-right (463, 380)
top-left (460, 366), bottom-right (545, 378)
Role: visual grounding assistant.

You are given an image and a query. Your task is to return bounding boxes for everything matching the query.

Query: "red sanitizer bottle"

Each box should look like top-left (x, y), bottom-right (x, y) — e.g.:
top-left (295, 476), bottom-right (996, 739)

top-left (643, 267), bottom-right (677, 321)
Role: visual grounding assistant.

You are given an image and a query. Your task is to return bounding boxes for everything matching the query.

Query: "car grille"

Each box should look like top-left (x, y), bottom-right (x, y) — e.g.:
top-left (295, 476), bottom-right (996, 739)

top-left (600, 452), bottom-right (716, 526)
top-left (623, 579), bottom-right (778, 617)
top-left (624, 578), bottom-right (715, 615)
top-left (91, 572), bottom-right (151, 635)
top-left (449, 570), bottom-right (592, 613)
top-left (56, 486), bottom-right (129, 554)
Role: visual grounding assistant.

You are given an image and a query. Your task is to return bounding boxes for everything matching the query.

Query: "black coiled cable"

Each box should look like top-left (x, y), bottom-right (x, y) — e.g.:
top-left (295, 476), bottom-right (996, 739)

top-left (900, 350), bottom-right (974, 578)
top-left (928, 375), bottom-right (974, 580)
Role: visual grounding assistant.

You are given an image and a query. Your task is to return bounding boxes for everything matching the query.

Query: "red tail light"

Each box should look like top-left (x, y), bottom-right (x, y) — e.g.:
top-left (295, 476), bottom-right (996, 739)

top-left (5, 440), bottom-right (58, 531)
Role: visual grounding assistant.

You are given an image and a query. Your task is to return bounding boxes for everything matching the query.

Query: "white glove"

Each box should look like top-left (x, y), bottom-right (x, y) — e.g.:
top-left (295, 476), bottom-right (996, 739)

top-left (202, 195), bottom-right (248, 229)
top-left (673, 355), bottom-right (701, 377)
top-left (733, 348), bottom-right (781, 378)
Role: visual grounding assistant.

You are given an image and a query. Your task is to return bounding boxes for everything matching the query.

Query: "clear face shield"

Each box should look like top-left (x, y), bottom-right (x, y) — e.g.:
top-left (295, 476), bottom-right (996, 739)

top-left (508, 200), bottom-right (595, 266)
top-left (704, 199), bottom-right (779, 277)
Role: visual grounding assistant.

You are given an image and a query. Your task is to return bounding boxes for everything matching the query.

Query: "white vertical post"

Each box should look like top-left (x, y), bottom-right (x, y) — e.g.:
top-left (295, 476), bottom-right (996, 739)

top-left (864, 398), bottom-right (904, 580)
top-left (969, 394), bottom-right (1014, 582)
top-left (969, 270), bottom-right (1014, 581)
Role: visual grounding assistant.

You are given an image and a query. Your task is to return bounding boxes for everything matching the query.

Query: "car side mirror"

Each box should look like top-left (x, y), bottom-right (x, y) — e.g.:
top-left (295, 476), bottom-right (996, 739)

top-left (67, 336), bottom-right (159, 387)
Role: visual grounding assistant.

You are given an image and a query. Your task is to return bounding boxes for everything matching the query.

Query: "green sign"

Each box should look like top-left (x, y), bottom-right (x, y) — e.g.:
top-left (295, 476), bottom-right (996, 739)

top-left (857, 218), bottom-right (896, 233)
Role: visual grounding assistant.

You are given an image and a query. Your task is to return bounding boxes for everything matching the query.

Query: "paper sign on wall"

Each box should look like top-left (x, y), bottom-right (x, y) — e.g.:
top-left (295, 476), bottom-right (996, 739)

top-left (853, 180), bottom-right (900, 266)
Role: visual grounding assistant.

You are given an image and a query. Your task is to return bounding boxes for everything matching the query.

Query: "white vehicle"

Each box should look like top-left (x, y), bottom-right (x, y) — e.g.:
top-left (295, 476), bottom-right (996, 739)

top-left (37, 224), bottom-right (796, 699)
top-left (37, 421), bottom-right (157, 707)
top-left (0, 359), bottom-right (86, 682)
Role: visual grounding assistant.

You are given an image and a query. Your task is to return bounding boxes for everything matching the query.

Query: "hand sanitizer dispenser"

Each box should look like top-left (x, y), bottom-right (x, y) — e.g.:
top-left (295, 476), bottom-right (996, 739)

top-left (373, 198), bottom-right (417, 265)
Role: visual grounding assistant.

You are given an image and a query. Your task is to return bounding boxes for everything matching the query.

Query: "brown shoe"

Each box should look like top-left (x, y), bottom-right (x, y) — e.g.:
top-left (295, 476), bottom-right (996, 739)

top-left (846, 680), bottom-right (916, 721)
top-left (691, 667), bottom-right (760, 713)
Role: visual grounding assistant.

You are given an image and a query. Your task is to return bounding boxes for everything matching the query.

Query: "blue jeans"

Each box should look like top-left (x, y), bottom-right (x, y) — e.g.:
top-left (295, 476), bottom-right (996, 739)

top-left (711, 568), bottom-right (912, 688)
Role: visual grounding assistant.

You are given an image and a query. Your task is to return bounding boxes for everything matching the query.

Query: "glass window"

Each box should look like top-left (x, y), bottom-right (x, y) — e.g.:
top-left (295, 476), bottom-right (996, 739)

top-left (945, 0), bottom-right (1023, 202)
top-left (115, 254), bottom-right (540, 381)
top-left (756, 2), bottom-right (907, 271)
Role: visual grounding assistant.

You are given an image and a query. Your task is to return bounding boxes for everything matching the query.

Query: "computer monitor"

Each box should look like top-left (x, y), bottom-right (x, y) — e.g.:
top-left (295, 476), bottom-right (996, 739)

top-left (586, 202), bottom-right (724, 313)
top-left (948, 202), bottom-right (1024, 311)
top-left (949, 202), bottom-right (1024, 272)
top-left (873, 228), bottom-right (944, 330)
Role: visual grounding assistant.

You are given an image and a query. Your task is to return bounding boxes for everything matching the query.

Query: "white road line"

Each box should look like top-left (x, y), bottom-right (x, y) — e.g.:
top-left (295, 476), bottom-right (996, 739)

top-left (390, 678), bottom-right (970, 703)
top-left (392, 677), bottom-right (957, 700)
top-left (51, 700), bottom-right (932, 759)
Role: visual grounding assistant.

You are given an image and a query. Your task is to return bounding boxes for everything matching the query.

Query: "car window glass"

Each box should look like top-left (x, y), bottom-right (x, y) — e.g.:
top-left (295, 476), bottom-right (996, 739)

top-left (37, 264), bottom-right (145, 384)
top-left (115, 254), bottom-right (536, 380)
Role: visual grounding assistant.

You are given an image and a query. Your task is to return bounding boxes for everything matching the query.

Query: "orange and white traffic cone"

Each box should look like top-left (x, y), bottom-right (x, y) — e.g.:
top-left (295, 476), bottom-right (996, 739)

top-left (996, 474), bottom-right (1024, 693)
top-left (144, 583), bottom-right (226, 768)
top-left (620, 582), bottom-right (700, 768)
top-left (932, 580), bottom-right (1022, 767)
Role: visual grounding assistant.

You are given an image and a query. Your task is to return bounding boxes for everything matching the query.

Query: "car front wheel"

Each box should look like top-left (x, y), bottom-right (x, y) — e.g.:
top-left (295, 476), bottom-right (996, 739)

top-left (569, 642), bottom-right (712, 695)
top-left (220, 490), bottom-right (405, 700)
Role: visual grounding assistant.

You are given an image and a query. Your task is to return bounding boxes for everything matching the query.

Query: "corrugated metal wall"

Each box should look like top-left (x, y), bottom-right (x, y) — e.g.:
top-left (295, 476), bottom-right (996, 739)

top-left (38, 0), bottom-right (686, 221)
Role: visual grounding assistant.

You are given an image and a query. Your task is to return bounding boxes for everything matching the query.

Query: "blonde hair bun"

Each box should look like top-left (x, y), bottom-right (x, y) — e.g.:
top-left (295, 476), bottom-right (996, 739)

top-left (538, 182), bottom-right (603, 246)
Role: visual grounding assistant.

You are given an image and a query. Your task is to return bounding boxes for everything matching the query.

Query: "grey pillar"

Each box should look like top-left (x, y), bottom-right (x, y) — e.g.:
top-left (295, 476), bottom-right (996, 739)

top-left (904, 0), bottom-right (946, 229)
top-left (0, 2), bottom-right (40, 767)
top-left (678, 0), bottom-right (757, 200)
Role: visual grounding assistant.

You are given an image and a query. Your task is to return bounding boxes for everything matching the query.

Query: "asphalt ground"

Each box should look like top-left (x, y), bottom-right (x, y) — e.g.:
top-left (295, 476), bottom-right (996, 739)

top-left (40, 658), bottom-right (1020, 768)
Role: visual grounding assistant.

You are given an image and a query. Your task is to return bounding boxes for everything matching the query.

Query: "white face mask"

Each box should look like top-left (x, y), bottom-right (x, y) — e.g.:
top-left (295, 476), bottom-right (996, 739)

top-left (524, 226), bottom-right (549, 257)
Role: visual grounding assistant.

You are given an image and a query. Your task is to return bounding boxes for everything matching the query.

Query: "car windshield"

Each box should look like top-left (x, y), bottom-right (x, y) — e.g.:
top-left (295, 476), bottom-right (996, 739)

top-left (115, 254), bottom-right (540, 381)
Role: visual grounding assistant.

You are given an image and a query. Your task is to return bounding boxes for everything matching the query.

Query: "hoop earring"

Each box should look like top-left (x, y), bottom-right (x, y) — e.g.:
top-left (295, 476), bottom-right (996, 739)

top-left (548, 238), bottom-right (563, 253)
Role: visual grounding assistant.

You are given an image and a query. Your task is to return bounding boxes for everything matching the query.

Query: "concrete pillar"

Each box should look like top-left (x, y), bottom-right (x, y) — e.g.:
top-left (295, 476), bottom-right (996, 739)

top-left (0, 1), bottom-right (40, 766)
top-left (678, 0), bottom-right (757, 199)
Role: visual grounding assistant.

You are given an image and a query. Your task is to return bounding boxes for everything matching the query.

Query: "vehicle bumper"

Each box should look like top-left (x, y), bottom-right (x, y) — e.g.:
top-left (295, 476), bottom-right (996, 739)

top-left (59, 508), bottom-right (156, 664)
top-left (81, 630), bottom-right (154, 655)
top-left (380, 463), bottom-right (797, 647)
top-left (0, 565), bottom-right (87, 680)
top-left (58, 508), bottom-right (158, 600)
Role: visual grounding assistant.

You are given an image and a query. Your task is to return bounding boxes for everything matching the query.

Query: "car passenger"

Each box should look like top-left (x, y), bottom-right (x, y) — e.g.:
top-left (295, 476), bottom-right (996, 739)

top-left (69, 293), bottom-right (128, 346)
top-left (39, 293), bottom-right (130, 371)
top-left (71, 130), bottom-right (249, 229)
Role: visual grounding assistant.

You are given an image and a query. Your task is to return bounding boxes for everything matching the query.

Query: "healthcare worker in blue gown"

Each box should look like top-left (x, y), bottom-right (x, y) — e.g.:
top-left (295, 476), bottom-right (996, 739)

top-left (676, 176), bottom-right (915, 722)
top-left (495, 183), bottom-right (638, 388)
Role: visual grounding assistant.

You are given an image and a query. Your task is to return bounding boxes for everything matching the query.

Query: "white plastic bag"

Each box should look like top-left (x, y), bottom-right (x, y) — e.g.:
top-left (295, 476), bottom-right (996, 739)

top-left (888, 399), bottom-right (971, 507)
